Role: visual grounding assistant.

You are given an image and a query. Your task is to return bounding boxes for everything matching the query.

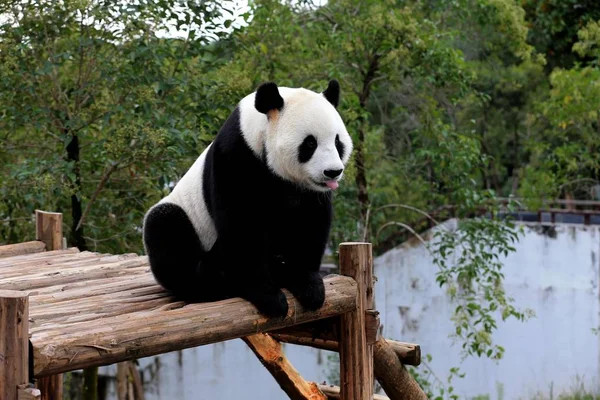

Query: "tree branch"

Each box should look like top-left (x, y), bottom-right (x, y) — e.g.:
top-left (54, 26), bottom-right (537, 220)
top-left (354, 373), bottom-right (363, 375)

top-left (75, 162), bottom-right (120, 231)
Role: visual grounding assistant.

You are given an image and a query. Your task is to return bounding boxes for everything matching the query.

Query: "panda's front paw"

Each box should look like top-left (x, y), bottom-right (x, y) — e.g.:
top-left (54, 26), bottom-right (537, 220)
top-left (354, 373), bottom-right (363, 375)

top-left (247, 289), bottom-right (289, 318)
top-left (288, 273), bottom-right (325, 311)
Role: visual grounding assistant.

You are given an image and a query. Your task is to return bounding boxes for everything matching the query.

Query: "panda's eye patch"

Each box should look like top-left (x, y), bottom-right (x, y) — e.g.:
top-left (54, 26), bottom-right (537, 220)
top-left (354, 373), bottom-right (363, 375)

top-left (298, 135), bottom-right (318, 163)
top-left (335, 134), bottom-right (345, 159)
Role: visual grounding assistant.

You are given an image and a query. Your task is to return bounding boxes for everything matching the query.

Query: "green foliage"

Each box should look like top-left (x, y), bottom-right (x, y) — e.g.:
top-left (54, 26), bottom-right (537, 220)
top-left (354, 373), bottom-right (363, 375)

top-left (433, 217), bottom-right (533, 360)
top-left (522, 0), bottom-right (600, 69)
top-left (408, 354), bottom-right (465, 400)
top-left (0, 0), bottom-right (242, 251)
top-left (519, 22), bottom-right (600, 204)
top-left (4, 0), bottom-right (599, 397)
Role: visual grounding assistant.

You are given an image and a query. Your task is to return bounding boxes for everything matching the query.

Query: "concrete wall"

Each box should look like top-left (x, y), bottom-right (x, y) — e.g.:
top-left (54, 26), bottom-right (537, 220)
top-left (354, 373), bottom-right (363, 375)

top-left (375, 221), bottom-right (600, 399)
top-left (100, 221), bottom-right (600, 399)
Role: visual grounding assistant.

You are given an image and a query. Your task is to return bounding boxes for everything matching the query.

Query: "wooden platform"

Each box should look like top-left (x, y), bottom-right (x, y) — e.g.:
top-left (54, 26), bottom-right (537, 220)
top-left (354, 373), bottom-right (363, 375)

top-left (0, 246), bottom-right (357, 378)
top-left (1, 211), bottom-right (428, 400)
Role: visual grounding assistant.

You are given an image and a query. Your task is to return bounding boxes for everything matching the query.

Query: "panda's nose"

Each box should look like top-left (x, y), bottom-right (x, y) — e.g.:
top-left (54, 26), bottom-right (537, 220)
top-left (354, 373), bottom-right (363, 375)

top-left (323, 169), bottom-right (344, 179)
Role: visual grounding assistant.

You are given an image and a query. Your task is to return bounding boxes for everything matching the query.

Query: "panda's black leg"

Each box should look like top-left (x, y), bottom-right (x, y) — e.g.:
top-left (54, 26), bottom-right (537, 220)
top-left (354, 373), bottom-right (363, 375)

top-left (143, 202), bottom-right (226, 302)
top-left (283, 271), bottom-right (325, 311)
top-left (209, 236), bottom-right (289, 318)
top-left (240, 286), bottom-right (289, 317)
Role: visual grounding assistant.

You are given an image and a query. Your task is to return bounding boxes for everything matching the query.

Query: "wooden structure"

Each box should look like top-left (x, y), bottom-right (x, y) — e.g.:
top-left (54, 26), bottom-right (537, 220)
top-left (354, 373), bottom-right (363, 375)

top-left (0, 211), bottom-right (427, 400)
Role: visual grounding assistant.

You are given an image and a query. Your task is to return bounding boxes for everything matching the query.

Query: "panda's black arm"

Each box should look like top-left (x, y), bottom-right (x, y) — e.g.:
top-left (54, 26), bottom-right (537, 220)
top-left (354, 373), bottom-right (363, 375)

top-left (275, 196), bottom-right (333, 310)
top-left (210, 204), bottom-right (290, 317)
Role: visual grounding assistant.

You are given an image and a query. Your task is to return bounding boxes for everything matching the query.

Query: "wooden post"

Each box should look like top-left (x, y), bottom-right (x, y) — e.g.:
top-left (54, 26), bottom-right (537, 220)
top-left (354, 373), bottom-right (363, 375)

top-left (34, 211), bottom-right (64, 400)
top-left (35, 211), bottom-right (63, 252)
top-left (0, 290), bottom-right (30, 400)
top-left (338, 242), bottom-right (374, 400)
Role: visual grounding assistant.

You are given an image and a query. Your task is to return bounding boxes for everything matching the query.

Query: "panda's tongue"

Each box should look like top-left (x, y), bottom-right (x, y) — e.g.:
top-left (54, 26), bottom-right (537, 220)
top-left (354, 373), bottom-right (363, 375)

top-left (325, 180), bottom-right (339, 190)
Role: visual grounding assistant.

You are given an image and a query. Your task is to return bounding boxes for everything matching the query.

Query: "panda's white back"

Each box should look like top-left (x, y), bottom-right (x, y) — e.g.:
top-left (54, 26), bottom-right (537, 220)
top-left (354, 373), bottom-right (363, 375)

top-left (159, 143), bottom-right (217, 251)
top-left (151, 86), bottom-right (313, 253)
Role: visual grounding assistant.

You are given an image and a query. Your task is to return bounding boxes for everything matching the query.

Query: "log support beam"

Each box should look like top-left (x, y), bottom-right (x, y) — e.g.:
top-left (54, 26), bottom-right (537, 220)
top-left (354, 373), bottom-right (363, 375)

top-left (270, 333), bottom-right (421, 367)
top-left (243, 333), bottom-right (327, 400)
top-left (373, 339), bottom-right (428, 400)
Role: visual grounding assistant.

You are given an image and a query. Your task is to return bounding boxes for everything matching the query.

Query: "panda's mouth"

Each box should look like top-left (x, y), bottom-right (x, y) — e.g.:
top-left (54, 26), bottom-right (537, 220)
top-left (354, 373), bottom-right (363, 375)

top-left (312, 179), bottom-right (339, 190)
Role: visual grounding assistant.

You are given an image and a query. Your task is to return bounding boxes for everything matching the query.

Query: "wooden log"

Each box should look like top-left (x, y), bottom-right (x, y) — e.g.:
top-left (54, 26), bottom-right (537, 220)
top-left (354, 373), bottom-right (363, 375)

top-left (373, 339), bottom-right (427, 400)
top-left (127, 361), bottom-right (145, 400)
top-left (0, 248), bottom-right (80, 269)
top-left (0, 290), bottom-right (30, 400)
top-left (339, 242), bottom-right (374, 400)
top-left (0, 242), bottom-right (46, 259)
top-left (1, 252), bottom-right (130, 279)
top-left (270, 334), bottom-right (421, 366)
top-left (243, 333), bottom-right (326, 400)
top-left (28, 273), bottom-right (154, 298)
top-left (35, 211), bottom-right (63, 252)
top-left (0, 260), bottom-right (150, 291)
top-left (35, 211), bottom-right (64, 400)
top-left (31, 275), bottom-right (357, 377)
top-left (116, 363), bottom-right (128, 400)
top-left (317, 384), bottom-right (389, 400)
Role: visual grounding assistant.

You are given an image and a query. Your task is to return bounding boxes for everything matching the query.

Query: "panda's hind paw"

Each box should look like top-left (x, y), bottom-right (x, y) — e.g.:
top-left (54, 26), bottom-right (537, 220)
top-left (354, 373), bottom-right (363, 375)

top-left (247, 289), bottom-right (289, 318)
top-left (290, 275), bottom-right (325, 311)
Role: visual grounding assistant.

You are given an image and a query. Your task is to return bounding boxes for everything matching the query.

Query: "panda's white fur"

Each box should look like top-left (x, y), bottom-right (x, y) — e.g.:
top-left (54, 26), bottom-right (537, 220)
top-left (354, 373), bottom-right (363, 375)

top-left (153, 85), bottom-right (352, 252)
top-left (240, 86), bottom-right (352, 191)
top-left (155, 143), bottom-right (217, 251)
top-left (142, 80), bottom-right (352, 317)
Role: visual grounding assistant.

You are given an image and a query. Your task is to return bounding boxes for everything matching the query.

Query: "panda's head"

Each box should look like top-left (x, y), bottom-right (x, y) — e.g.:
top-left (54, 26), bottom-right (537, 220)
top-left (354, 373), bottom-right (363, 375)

top-left (252, 80), bottom-right (353, 192)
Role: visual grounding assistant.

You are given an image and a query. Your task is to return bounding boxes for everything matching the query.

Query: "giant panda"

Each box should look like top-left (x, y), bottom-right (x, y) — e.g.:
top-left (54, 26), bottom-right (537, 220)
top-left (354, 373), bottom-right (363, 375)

top-left (142, 80), bottom-right (353, 317)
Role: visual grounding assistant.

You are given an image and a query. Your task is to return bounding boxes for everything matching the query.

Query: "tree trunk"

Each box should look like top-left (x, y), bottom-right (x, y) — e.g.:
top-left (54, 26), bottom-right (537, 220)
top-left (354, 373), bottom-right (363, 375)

top-left (355, 123), bottom-right (370, 226)
top-left (354, 53), bottom-right (380, 237)
top-left (65, 134), bottom-right (87, 251)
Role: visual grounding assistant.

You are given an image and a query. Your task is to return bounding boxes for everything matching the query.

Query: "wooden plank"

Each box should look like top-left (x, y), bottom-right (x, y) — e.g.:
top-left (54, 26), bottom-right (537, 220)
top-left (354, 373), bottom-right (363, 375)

top-left (27, 274), bottom-right (155, 298)
top-left (373, 339), bottom-right (427, 400)
top-left (0, 290), bottom-right (30, 400)
top-left (0, 259), bottom-right (149, 291)
top-left (317, 384), bottom-right (389, 400)
top-left (0, 253), bottom-right (134, 279)
top-left (243, 333), bottom-right (326, 400)
top-left (0, 248), bottom-right (80, 267)
top-left (30, 292), bottom-right (172, 328)
top-left (270, 334), bottom-right (421, 366)
top-left (31, 275), bottom-right (358, 377)
top-left (339, 242), bottom-right (374, 400)
top-left (29, 274), bottom-right (157, 304)
top-left (0, 241), bottom-right (46, 259)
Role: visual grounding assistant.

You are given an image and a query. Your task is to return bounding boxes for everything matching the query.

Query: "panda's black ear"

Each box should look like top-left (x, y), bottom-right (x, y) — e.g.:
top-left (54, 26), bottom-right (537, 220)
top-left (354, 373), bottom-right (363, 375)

top-left (255, 82), bottom-right (284, 115)
top-left (322, 79), bottom-right (340, 108)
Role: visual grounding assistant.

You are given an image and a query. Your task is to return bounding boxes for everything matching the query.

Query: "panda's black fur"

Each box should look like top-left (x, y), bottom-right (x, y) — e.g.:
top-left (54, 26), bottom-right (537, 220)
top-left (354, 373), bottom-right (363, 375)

top-left (143, 81), bottom-right (348, 317)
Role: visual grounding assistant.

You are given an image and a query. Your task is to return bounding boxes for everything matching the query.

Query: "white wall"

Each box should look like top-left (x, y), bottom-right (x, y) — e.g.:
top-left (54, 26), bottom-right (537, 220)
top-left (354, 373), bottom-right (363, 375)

top-left (101, 221), bottom-right (600, 399)
top-left (375, 221), bottom-right (600, 399)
